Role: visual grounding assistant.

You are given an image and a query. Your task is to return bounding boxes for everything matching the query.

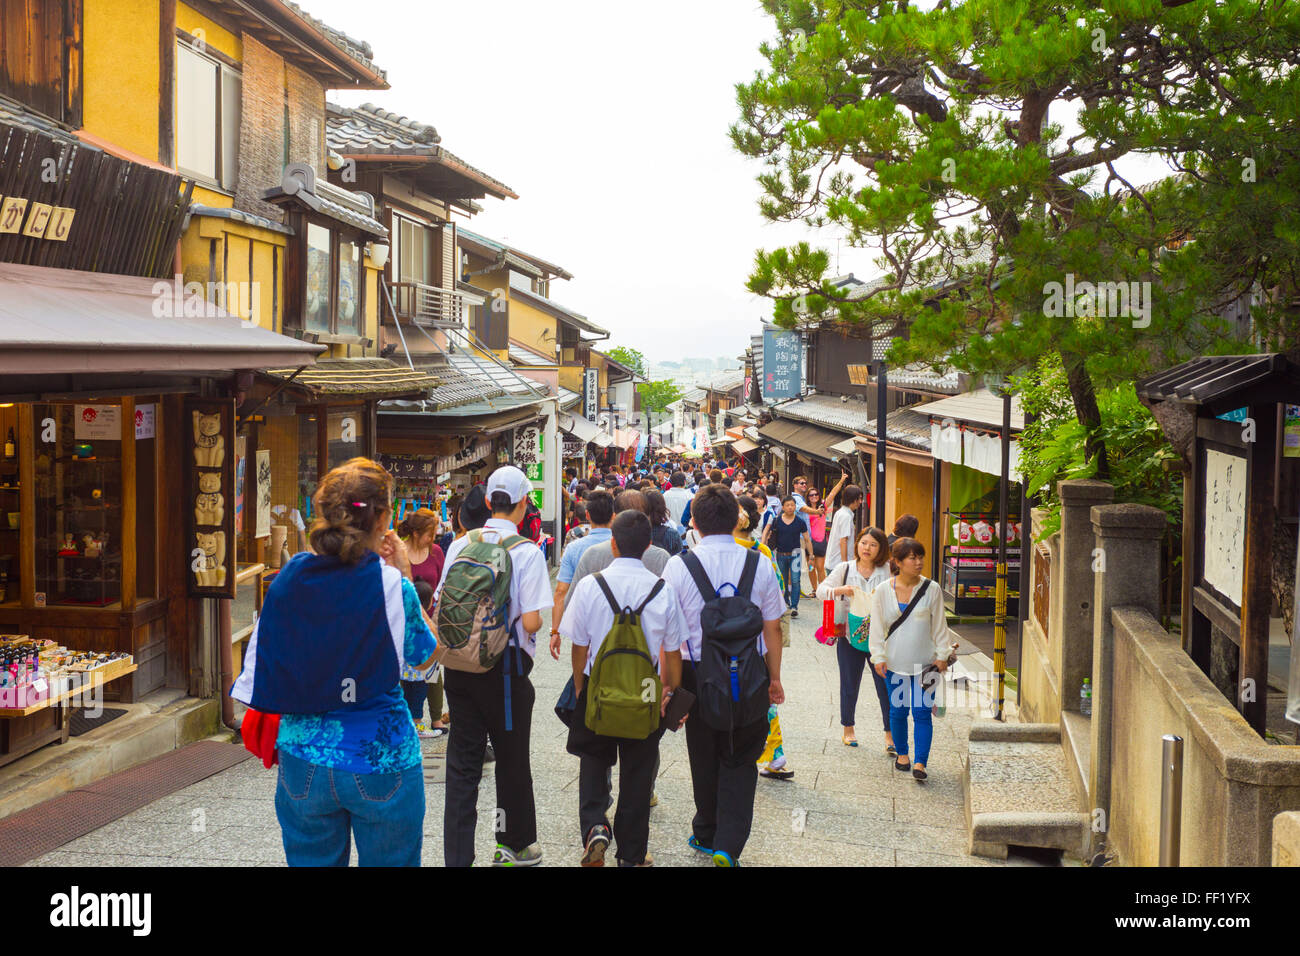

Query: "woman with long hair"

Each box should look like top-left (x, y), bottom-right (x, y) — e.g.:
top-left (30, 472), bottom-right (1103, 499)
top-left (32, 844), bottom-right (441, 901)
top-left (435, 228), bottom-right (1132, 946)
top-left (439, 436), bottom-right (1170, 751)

top-left (231, 457), bottom-right (440, 865)
top-left (869, 538), bottom-right (953, 782)
top-left (804, 486), bottom-right (828, 593)
top-left (817, 527), bottom-right (893, 751)
top-left (396, 508), bottom-right (447, 739)
top-left (644, 488), bottom-right (683, 556)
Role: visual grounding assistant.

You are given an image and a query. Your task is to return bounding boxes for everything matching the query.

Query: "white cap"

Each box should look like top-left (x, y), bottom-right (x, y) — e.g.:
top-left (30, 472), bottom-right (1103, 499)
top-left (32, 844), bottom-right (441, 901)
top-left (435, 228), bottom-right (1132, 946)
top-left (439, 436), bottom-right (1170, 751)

top-left (486, 465), bottom-right (533, 504)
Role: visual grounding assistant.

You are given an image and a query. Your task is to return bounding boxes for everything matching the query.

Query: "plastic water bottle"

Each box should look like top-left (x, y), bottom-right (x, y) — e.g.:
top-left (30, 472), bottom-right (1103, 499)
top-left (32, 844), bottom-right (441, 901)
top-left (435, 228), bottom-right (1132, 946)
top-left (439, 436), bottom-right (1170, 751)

top-left (1081, 678), bottom-right (1092, 716)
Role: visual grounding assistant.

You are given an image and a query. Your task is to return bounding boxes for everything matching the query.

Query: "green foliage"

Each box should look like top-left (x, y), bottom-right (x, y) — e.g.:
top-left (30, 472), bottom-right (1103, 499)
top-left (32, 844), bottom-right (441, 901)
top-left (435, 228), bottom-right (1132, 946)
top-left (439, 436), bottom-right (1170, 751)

top-left (606, 346), bottom-right (647, 379)
top-left (637, 380), bottom-right (684, 414)
top-left (1013, 357), bottom-right (1181, 541)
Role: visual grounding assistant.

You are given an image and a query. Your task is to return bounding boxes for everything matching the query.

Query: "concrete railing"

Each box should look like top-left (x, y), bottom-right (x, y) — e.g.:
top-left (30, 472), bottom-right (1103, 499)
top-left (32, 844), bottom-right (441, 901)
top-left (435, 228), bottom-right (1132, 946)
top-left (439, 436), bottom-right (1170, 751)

top-left (1108, 605), bottom-right (1300, 865)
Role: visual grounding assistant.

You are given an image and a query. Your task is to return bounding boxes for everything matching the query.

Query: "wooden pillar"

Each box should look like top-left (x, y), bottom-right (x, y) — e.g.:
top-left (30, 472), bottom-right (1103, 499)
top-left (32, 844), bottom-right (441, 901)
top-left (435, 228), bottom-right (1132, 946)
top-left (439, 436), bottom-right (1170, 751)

top-left (121, 397), bottom-right (137, 610)
top-left (158, 0), bottom-right (176, 167)
top-left (1239, 403), bottom-right (1277, 735)
top-left (18, 405), bottom-right (35, 608)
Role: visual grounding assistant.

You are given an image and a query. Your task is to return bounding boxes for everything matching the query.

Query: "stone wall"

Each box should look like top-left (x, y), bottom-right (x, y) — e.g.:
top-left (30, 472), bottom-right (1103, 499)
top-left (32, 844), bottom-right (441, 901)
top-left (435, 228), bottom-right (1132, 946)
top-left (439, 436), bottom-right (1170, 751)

top-left (1109, 607), bottom-right (1300, 866)
top-left (1018, 507), bottom-right (1062, 725)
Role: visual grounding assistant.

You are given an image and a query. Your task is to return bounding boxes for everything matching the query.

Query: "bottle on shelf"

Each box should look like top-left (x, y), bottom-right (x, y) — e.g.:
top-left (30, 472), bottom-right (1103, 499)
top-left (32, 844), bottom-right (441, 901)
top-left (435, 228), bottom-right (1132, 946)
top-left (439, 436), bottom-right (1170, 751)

top-left (1080, 677), bottom-right (1093, 716)
top-left (3, 428), bottom-right (13, 459)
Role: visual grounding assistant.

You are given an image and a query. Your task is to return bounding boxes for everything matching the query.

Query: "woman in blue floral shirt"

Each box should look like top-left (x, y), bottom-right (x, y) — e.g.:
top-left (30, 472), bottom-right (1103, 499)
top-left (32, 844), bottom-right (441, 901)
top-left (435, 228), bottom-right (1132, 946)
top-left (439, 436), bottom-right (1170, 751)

top-left (231, 457), bottom-right (439, 866)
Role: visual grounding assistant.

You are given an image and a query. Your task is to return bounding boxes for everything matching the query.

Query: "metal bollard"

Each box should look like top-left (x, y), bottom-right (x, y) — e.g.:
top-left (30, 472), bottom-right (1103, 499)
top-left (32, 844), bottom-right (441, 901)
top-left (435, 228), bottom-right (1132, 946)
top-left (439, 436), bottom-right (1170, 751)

top-left (1159, 734), bottom-right (1183, 867)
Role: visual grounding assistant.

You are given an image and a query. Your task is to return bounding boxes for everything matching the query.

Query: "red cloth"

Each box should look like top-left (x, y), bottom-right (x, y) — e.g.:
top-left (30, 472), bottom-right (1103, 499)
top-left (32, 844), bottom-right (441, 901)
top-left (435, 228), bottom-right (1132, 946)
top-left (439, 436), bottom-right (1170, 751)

top-left (409, 545), bottom-right (445, 590)
top-left (242, 708), bottom-right (280, 768)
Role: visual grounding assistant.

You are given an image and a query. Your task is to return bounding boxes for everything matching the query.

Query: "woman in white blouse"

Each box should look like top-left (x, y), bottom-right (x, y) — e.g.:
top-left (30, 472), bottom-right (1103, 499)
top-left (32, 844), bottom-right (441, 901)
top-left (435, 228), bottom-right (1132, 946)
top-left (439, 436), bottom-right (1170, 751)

top-left (817, 527), bottom-right (893, 751)
top-left (869, 538), bottom-right (952, 782)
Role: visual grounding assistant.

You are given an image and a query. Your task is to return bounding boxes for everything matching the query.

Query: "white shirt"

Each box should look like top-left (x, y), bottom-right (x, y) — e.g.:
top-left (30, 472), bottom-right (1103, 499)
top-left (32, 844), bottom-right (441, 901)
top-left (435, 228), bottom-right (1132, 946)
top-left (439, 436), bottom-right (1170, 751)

top-left (663, 486), bottom-right (693, 532)
top-left (660, 534), bottom-right (785, 662)
top-left (435, 518), bottom-right (554, 658)
top-left (816, 560), bottom-right (891, 626)
top-left (825, 505), bottom-right (856, 571)
top-left (560, 557), bottom-right (685, 675)
top-left (868, 575), bottom-right (951, 675)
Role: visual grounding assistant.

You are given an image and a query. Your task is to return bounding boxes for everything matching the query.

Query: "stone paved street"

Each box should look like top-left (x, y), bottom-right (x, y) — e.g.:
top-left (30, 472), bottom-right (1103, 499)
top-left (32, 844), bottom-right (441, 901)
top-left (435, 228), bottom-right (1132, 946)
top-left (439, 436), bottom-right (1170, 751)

top-left (27, 603), bottom-right (1043, 867)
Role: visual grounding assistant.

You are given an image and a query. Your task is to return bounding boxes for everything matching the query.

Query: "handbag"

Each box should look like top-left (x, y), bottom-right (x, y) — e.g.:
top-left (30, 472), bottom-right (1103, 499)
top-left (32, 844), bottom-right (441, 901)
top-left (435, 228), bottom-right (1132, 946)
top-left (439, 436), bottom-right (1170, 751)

top-left (554, 675), bottom-right (578, 727)
top-left (815, 597), bottom-right (842, 645)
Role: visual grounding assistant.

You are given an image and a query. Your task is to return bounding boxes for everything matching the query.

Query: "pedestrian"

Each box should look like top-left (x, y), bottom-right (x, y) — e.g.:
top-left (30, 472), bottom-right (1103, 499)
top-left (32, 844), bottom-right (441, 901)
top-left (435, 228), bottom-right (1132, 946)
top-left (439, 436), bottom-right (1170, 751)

top-left (730, 469), bottom-right (746, 495)
top-left (817, 527), bottom-right (893, 751)
top-left (664, 470), bottom-right (693, 533)
top-left (869, 538), bottom-right (953, 782)
top-left (553, 489), bottom-right (614, 608)
top-left (644, 489), bottom-right (683, 556)
top-left (807, 471), bottom-right (848, 593)
top-left (232, 457), bottom-right (440, 867)
top-left (825, 483), bottom-right (863, 572)
top-left (436, 466), bottom-right (554, 866)
top-left (562, 510), bottom-right (686, 867)
top-left (736, 494), bottom-right (794, 781)
top-left (401, 580), bottom-right (448, 739)
top-left (761, 495), bottom-right (812, 618)
top-left (661, 484), bottom-right (785, 866)
top-left (398, 508), bottom-right (447, 738)
top-left (887, 513), bottom-right (921, 573)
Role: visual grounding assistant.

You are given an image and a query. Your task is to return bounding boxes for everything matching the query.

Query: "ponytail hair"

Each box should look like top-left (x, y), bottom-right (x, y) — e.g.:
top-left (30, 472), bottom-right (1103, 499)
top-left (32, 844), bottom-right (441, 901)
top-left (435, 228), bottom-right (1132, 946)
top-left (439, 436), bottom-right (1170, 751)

top-left (308, 457), bottom-right (392, 564)
top-left (396, 507), bottom-right (439, 541)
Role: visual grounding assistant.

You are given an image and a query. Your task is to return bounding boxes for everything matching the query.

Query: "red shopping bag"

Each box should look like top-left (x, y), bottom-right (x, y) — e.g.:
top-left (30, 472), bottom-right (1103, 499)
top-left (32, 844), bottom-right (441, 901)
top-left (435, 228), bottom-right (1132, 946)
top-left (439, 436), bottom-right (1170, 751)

top-left (815, 599), bottom-right (840, 646)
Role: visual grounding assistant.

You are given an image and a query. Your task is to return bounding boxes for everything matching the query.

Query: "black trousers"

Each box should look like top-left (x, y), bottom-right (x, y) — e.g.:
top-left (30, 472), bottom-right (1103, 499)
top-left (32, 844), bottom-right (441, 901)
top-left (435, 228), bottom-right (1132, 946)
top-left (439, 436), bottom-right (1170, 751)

top-left (680, 666), bottom-right (769, 859)
top-left (569, 685), bottom-right (662, 865)
top-left (443, 648), bottom-right (536, 867)
top-left (837, 638), bottom-right (891, 732)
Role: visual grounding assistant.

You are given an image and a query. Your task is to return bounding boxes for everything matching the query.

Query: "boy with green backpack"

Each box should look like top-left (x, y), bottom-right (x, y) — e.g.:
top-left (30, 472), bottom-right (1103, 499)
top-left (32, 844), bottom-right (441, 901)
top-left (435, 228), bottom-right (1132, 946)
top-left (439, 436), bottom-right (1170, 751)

top-left (561, 510), bottom-right (685, 867)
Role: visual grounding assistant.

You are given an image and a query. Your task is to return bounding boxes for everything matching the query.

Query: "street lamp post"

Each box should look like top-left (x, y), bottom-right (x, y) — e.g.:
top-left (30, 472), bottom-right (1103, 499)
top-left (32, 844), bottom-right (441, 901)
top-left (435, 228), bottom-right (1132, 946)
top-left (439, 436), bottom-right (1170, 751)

top-left (984, 372), bottom-right (1012, 721)
top-left (875, 360), bottom-right (887, 530)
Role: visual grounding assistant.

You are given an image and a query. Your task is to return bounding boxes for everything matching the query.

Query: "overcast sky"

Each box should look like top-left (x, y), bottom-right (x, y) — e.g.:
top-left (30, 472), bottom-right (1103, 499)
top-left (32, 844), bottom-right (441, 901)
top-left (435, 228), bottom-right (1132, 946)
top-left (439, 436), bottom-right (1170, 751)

top-left (309, 0), bottom-right (856, 364)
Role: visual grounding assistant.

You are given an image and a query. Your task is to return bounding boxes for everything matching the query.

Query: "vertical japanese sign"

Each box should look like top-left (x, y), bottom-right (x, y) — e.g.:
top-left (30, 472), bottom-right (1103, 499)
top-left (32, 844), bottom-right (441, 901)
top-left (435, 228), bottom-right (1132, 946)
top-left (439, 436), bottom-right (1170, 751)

top-left (514, 426), bottom-right (545, 509)
top-left (762, 329), bottom-right (801, 401)
top-left (584, 368), bottom-right (599, 421)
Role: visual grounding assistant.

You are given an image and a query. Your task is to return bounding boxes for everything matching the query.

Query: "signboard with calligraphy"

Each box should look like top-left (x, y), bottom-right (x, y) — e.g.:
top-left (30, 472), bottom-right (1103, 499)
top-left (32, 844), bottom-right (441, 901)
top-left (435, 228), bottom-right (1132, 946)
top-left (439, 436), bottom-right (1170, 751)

top-left (514, 425), bottom-right (542, 467)
top-left (1202, 447), bottom-right (1246, 607)
top-left (584, 369), bottom-right (599, 421)
top-left (762, 329), bottom-right (801, 401)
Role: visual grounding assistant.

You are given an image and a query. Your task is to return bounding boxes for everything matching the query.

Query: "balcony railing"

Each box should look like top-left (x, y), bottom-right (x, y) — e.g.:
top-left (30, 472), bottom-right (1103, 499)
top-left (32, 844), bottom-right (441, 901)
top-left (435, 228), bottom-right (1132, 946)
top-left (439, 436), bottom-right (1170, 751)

top-left (388, 281), bottom-right (469, 328)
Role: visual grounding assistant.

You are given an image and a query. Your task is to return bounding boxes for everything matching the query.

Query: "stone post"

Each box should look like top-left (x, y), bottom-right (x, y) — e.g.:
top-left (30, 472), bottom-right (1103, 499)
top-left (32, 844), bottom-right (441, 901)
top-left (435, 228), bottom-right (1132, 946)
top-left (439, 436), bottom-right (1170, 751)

top-left (1088, 502), bottom-right (1166, 855)
top-left (1057, 480), bottom-right (1115, 712)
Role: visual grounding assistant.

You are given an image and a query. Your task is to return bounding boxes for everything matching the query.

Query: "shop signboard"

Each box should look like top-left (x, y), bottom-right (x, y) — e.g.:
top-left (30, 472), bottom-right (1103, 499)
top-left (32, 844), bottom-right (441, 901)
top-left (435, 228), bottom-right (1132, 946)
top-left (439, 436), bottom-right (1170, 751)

top-left (133, 404), bottom-right (155, 440)
top-left (514, 425), bottom-right (542, 467)
top-left (562, 437), bottom-right (584, 459)
top-left (762, 329), bottom-right (801, 401)
top-left (74, 405), bottom-right (121, 441)
top-left (185, 398), bottom-right (236, 599)
top-left (255, 449), bottom-right (272, 538)
top-left (584, 369), bottom-right (599, 421)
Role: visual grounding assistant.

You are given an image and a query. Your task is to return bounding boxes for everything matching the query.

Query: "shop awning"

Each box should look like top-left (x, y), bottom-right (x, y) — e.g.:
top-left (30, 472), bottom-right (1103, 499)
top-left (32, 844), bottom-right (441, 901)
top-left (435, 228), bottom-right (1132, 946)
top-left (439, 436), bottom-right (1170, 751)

top-left (0, 262), bottom-right (322, 376)
top-left (757, 418), bottom-right (848, 465)
top-left (559, 411), bottom-right (615, 448)
top-left (379, 398), bottom-right (545, 438)
top-left (911, 388), bottom-right (1025, 431)
top-left (731, 437), bottom-right (758, 455)
top-left (263, 358), bottom-right (442, 400)
top-left (829, 437), bottom-right (858, 457)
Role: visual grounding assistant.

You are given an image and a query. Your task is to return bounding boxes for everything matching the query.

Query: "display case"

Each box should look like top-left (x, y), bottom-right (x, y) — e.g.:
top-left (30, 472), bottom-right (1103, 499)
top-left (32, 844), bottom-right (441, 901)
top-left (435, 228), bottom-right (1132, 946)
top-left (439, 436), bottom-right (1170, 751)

top-left (33, 405), bottom-right (125, 608)
top-left (941, 511), bottom-right (1021, 617)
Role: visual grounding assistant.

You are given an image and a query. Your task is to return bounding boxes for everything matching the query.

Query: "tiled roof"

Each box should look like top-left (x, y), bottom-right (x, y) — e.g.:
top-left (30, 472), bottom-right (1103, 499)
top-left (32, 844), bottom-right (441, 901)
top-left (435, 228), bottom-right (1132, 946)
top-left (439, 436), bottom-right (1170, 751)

top-left (458, 228), bottom-right (572, 281)
top-left (422, 364), bottom-right (504, 410)
top-left (854, 407), bottom-right (934, 452)
top-left (770, 393), bottom-right (870, 434)
top-left (509, 342), bottom-right (557, 367)
top-left (189, 204), bottom-right (294, 236)
top-left (885, 362), bottom-right (963, 394)
top-left (281, 1), bottom-right (386, 82)
top-left (325, 102), bottom-right (516, 200)
top-left (509, 285), bottom-right (607, 338)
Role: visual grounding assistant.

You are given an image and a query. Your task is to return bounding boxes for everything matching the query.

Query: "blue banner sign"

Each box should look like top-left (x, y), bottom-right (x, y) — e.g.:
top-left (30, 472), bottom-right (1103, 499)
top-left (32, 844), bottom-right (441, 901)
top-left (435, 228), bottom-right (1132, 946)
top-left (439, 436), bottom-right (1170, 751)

top-left (762, 329), bottom-right (802, 401)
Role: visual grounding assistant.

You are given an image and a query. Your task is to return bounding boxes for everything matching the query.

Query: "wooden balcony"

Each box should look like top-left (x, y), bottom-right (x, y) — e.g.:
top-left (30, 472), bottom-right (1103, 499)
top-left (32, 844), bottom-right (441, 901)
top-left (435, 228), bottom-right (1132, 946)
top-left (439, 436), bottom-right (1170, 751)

top-left (388, 281), bottom-right (469, 328)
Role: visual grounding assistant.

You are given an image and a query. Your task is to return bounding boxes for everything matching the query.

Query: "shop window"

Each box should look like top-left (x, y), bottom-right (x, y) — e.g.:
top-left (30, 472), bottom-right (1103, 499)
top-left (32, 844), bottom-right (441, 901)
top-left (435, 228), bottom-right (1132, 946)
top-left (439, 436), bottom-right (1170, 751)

top-left (134, 399), bottom-right (160, 601)
top-left (337, 240), bottom-right (361, 337)
top-left (305, 223), bottom-right (333, 333)
top-left (175, 41), bottom-right (241, 191)
top-left (0, 403), bottom-right (19, 605)
top-left (32, 403), bottom-right (124, 608)
top-left (298, 412), bottom-right (320, 522)
top-left (327, 408), bottom-right (366, 474)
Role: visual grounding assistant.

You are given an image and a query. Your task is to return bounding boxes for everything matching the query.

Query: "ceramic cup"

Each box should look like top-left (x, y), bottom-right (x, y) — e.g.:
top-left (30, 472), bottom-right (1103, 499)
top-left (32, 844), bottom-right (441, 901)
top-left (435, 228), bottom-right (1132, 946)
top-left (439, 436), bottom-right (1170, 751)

top-left (6, 513), bottom-right (16, 530)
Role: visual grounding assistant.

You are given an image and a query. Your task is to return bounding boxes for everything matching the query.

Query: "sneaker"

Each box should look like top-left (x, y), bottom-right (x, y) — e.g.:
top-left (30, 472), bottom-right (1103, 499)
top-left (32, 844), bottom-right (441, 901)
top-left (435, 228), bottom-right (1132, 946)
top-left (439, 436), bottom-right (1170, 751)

top-left (711, 850), bottom-right (739, 867)
top-left (790, 609), bottom-right (798, 618)
top-left (581, 825), bottom-right (611, 867)
top-left (618, 852), bottom-right (654, 868)
top-left (649, 791), bottom-right (659, 808)
top-left (484, 743), bottom-right (496, 763)
top-left (492, 843), bottom-right (543, 867)
top-left (687, 834), bottom-right (713, 855)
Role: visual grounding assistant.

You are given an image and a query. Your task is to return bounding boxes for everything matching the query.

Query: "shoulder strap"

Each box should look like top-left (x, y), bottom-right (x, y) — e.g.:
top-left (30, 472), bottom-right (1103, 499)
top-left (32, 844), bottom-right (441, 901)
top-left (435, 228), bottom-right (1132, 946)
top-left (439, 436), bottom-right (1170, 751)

top-left (633, 578), bottom-right (666, 616)
top-left (592, 572), bottom-right (622, 616)
top-left (737, 548), bottom-right (760, 599)
top-left (887, 578), bottom-right (932, 637)
top-left (681, 550), bottom-right (717, 605)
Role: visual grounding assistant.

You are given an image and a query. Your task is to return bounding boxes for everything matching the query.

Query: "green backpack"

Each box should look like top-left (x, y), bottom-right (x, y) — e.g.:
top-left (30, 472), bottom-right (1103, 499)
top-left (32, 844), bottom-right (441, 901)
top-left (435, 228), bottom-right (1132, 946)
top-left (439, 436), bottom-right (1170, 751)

top-left (584, 574), bottom-right (664, 740)
top-left (437, 529), bottom-right (530, 674)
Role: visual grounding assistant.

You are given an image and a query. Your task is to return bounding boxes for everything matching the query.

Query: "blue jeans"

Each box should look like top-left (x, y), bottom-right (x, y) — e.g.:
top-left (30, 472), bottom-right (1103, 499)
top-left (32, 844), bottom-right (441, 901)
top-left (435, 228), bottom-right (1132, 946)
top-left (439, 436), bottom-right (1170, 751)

top-left (775, 553), bottom-right (800, 611)
top-left (886, 671), bottom-right (936, 765)
top-left (275, 750), bottom-right (425, 866)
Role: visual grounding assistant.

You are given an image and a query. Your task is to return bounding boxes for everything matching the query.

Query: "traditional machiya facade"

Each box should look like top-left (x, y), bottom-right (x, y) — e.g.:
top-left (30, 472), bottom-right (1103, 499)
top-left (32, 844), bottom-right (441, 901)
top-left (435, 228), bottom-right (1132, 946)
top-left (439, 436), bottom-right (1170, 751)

top-left (0, 0), bottom-right (428, 773)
